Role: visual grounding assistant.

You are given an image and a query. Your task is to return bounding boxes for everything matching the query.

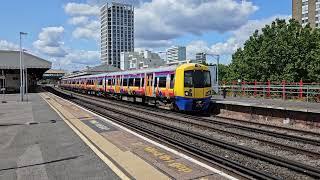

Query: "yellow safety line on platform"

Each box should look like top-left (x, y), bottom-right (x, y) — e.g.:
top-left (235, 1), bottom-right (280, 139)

top-left (40, 92), bottom-right (170, 180)
top-left (40, 93), bottom-right (131, 180)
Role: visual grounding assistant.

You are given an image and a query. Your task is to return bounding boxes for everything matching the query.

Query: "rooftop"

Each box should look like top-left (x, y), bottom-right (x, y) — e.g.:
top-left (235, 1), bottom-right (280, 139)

top-left (0, 50), bottom-right (51, 69)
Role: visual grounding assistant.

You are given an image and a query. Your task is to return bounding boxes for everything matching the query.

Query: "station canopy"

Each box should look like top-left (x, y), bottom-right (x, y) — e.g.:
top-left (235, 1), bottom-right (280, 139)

top-left (0, 50), bottom-right (51, 69)
top-left (0, 50), bottom-right (52, 79)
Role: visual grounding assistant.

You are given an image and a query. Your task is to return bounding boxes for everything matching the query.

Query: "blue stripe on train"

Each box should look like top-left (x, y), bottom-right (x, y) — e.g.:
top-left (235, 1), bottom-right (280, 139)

top-left (175, 96), bottom-right (211, 111)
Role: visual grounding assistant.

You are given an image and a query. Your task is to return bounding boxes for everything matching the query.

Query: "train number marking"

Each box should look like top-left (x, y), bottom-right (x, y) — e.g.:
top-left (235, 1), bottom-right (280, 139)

top-left (144, 146), bottom-right (193, 173)
top-left (89, 120), bottom-right (111, 131)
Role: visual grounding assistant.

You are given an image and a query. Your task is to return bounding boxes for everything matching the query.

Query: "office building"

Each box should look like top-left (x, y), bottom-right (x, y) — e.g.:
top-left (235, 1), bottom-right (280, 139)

top-left (166, 46), bottom-right (186, 63)
top-left (292, 0), bottom-right (320, 28)
top-left (195, 52), bottom-right (207, 64)
top-left (120, 50), bottom-right (165, 70)
top-left (100, 2), bottom-right (134, 68)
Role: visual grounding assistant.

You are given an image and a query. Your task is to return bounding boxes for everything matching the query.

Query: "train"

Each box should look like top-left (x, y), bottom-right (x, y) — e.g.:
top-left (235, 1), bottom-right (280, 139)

top-left (60, 63), bottom-right (213, 112)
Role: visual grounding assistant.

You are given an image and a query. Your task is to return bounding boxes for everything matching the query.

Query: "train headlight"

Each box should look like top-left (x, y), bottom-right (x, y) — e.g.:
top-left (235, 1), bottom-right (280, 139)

top-left (184, 90), bottom-right (192, 97)
top-left (206, 90), bottom-right (211, 96)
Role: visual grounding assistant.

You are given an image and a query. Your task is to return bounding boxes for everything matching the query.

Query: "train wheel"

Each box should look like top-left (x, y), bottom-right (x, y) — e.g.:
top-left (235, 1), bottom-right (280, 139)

top-left (173, 103), bottom-right (179, 112)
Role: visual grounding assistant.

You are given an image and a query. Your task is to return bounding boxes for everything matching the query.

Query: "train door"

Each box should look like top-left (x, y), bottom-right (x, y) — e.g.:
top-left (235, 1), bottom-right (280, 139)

top-left (193, 70), bottom-right (204, 99)
top-left (146, 73), bottom-right (154, 97)
top-left (115, 75), bottom-right (121, 93)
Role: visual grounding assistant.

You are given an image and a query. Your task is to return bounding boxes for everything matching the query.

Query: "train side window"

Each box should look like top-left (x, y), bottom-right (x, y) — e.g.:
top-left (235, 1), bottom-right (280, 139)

top-left (98, 79), bottom-right (103, 85)
top-left (170, 74), bottom-right (175, 89)
top-left (123, 78), bottom-right (128, 86)
top-left (141, 78), bottom-right (145, 87)
top-left (128, 78), bottom-right (134, 86)
top-left (158, 77), bottom-right (167, 88)
top-left (184, 71), bottom-right (193, 88)
top-left (134, 78), bottom-right (140, 87)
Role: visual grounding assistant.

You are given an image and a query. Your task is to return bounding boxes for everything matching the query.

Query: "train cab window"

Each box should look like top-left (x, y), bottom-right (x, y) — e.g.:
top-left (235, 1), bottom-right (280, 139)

top-left (123, 78), bottom-right (128, 86)
top-left (128, 78), bottom-right (134, 86)
top-left (158, 77), bottom-right (167, 88)
top-left (204, 71), bottom-right (211, 87)
top-left (134, 78), bottom-right (140, 87)
top-left (170, 74), bottom-right (175, 89)
top-left (194, 70), bottom-right (211, 88)
top-left (184, 71), bottom-right (193, 88)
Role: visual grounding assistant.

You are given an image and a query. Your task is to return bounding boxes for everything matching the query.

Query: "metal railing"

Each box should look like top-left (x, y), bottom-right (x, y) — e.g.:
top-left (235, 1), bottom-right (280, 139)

top-left (219, 80), bottom-right (320, 103)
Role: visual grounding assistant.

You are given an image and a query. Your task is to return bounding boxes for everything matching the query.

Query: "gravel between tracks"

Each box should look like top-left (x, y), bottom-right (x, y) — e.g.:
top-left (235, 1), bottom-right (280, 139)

top-left (91, 98), bottom-right (320, 168)
top-left (93, 104), bottom-right (313, 180)
top-left (203, 116), bottom-right (320, 141)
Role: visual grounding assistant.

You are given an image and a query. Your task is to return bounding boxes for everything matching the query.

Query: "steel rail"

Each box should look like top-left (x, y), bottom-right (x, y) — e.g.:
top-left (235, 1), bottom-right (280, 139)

top-left (48, 87), bottom-right (320, 179)
top-left (56, 87), bottom-right (320, 147)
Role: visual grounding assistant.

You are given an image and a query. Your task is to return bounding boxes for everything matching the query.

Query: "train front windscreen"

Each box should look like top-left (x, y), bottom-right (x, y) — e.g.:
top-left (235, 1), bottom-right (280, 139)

top-left (184, 70), bottom-right (211, 88)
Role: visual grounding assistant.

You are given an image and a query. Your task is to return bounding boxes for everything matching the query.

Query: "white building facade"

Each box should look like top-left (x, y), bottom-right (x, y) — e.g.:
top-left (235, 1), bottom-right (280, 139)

top-left (120, 50), bottom-right (165, 70)
top-left (100, 2), bottom-right (134, 68)
top-left (166, 46), bottom-right (186, 63)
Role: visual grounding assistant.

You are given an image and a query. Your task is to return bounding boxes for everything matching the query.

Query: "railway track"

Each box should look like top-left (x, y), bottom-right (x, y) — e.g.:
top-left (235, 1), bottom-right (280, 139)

top-left (53, 87), bottom-right (320, 158)
top-left (46, 87), bottom-right (320, 179)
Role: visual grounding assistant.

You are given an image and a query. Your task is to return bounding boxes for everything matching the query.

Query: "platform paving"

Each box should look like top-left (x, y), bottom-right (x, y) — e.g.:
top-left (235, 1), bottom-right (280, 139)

top-left (0, 93), bottom-right (120, 180)
top-left (212, 95), bottom-right (320, 113)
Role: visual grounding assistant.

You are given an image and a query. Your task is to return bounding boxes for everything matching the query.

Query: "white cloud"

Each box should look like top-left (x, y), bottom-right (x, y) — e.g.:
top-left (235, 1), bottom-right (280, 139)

top-left (63, 50), bottom-right (100, 65)
top-left (136, 39), bottom-right (173, 48)
top-left (68, 16), bottom-right (89, 25)
top-left (64, 3), bottom-right (100, 16)
top-left (64, 0), bottom-right (257, 47)
top-left (51, 50), bottom-right (100, 71)
top-left (187, 15), bottom-right (291, 60)
top-left (135, 0), bottom-right (258, 47)
top-left (0, 40), bottom-right (19, 50)
top-left (33, 26), bottom-right (67, 57)
top-left (72, 20), bottom-right (100, 40)
top-left (64, 2), bottom-right (100, 41)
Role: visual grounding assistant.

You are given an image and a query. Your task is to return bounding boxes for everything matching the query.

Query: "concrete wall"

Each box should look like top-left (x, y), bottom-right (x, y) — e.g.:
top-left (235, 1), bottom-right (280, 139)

top-left (3, 73), bottom-right (36, 93)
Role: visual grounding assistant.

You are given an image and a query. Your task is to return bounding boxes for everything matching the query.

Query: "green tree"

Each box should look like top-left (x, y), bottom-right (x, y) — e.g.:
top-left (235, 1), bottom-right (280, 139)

top-left (228, 19), bottom-right (320, 82)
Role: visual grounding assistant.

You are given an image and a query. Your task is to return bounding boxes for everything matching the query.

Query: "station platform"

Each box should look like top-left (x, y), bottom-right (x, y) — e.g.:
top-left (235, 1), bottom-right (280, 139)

top-left (0, 93), bottom-right (234, 180)
top-left (212, 95), bottom-right (320, 114)
top-left (0, 93), bottom-right (119, 179)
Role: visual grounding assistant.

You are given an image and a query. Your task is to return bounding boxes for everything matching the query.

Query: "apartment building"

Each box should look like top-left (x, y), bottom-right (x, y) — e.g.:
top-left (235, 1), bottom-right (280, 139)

top-left (100, 2), bottom-right (134, 68)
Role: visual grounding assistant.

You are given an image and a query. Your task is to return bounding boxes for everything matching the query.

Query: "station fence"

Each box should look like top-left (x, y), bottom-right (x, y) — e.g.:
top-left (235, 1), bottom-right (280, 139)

top-left (219, 80), bottom-right (320, 103)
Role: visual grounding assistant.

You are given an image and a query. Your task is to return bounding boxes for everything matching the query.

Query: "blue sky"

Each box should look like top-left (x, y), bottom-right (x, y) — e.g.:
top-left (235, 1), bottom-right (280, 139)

top-left (0, 0), bottom-right (291, 70)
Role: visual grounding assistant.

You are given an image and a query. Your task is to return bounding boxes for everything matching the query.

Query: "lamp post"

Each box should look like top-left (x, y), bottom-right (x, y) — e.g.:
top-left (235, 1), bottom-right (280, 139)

top-left (204, 53), bottom-right (220, 93)
top-left (23, 49), bottom-right (28, 102)
top-left (19, 32), bottom-right (28, 102)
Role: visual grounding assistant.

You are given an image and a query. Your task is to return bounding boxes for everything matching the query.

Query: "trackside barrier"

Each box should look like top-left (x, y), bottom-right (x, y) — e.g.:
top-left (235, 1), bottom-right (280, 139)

top-left (219, 80), bottom-right (320, 103)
